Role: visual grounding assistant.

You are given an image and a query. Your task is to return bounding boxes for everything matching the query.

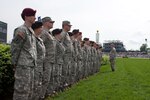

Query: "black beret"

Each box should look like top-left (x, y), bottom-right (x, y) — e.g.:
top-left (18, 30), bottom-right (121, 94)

top-left (52, 28), bottom-right (62, 36)
top-left (68, 32), bottom-right (73, 36)
top-left (72, 29), bottom-right (79, 35)
top-left (83, 38), bottom-right (89, 41)
top-left (21, 8), bottom-right (36, 20)
top-left (90, 41), bottom-right (94, 44)
top-left (31, 21), bottom-right (43, 30)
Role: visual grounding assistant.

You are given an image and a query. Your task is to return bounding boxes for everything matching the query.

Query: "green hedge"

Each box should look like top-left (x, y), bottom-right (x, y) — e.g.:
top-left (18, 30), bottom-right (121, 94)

top-left (0, 43), bottom-right (14, 98)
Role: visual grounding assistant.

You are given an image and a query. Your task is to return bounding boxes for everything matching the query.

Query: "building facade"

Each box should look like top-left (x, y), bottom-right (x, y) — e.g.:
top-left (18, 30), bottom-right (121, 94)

top-left (103, 40), bottom-right (126, 52)
top-left (0, 21), bottom-right (7, 43)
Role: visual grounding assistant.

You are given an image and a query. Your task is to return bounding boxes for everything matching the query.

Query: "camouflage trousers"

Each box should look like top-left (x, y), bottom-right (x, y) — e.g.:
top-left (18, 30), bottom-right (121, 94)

top-left (93, 61), bottom-right (97, 73)
top-left (32, 64), bottom-right (43, 100)
top-left (87, 61), bottom-right (91, 76)
top-left (41, 62), bottom-right (53, 97)
top-left (78, 60), bottom-right (83, 79)
top-left (82, 60), bottom-right (86, 78)
top-left (70, 61), bottom-right (77, 84)
top-left (62, 57), bottom-right (71, 85)
top-left (13, 66), bottom-right (34, 100)
top-left (110, 59), bottom-right (115, 71)
top-left (84, 61), bottom-right (88, 77)
top-left (53, 64), bottom-right (62, 91)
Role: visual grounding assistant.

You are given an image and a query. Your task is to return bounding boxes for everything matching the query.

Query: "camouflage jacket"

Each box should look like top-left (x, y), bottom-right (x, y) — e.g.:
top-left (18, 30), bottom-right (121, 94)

top-left (11, 24), bottom-right (37, 66)
top-left (40, 29), bottom-right (56, 63)
top-left (109, 47), bottom-right (116, 60)
top-left (61, 30), bottom-right (73, 58)
top-left (36, 37), bottom-right (45, 64)
top-left (55, 39), bottom-right (65, 64)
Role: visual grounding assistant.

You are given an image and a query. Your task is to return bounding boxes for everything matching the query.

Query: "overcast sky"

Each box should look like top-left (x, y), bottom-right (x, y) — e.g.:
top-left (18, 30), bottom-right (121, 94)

top-left (1, 0), bottom-right (150, 50)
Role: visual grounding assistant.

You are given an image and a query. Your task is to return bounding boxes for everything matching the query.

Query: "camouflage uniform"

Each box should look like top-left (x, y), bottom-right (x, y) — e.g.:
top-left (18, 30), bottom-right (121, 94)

top-left (90, 47), bottom-right (94, 74)
top-left (93, 47), bottom-right (97, 73)
top-left (70, 39), bottom-right (77, 84)
top-left (109, 47), bottom-right (117, 71)
top-left (82, 44), bottom-right (89, 77)
top-left (77, 41), bottom-right (83, 79)
top-left (88, 46), bottom-right (92, 75)
top-left (11, 24), bottom-right (37, 100)
top-left (81, 46), bottom-right (85, 78)
top-left (54, 39), bottom-right (65, 91)
top-left (32, 37), bottom-right (45, 100)
top-left (40, 29), bottom-right (56, 96)
top-left (61, 30), bottom-right (73, 85)
top-left (72, 39), bottom-right (79, 82)
top-left (97, 49), bottom-right (102, 72)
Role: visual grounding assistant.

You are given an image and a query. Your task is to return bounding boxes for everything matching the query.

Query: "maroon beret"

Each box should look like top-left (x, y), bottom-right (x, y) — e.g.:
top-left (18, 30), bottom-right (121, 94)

top-left (79, 32), bottom-right (82, 35)
top-left (21, 8), bottom-right (36, 20)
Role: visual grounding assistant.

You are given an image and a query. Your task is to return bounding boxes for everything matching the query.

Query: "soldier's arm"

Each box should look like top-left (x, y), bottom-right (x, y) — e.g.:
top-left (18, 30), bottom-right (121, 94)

top-left (77, 44), bottom-right (82, 60)
top-left (11, 28), bottom-right (26, 66)
top-left (40, 32), bottom-right (47, 44)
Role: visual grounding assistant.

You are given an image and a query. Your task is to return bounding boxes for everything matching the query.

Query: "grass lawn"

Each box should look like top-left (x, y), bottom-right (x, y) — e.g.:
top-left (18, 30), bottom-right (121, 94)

top-left (47, 58), bottom-right (150, 100)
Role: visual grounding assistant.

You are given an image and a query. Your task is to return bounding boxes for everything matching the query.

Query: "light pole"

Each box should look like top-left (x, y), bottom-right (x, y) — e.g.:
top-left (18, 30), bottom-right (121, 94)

top-left (145, 38), bottom-right (148, 53)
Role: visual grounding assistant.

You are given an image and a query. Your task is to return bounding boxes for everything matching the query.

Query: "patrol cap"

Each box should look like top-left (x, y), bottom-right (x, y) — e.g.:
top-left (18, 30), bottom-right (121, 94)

top-left (31, 21), bottom-right (43, 30)
top-left (52, 28), bottom-right (62, 36)
top-left (42, 17), bottom-right (55, 23)
top-left (68, 32), bottom-right (73, 36)
top-left (72, 29), bottom-right (79, 35)
top-left (21, 8), bottom-right (36, 20)
top-left (62, 20), bottom-right (72, 26)
top-left (83, 38), bottom-right (89, 41)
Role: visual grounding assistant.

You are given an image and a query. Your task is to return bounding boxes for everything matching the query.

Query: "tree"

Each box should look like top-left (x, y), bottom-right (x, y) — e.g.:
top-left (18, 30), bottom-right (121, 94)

top-left (140, 44), bottom-right (147, 52)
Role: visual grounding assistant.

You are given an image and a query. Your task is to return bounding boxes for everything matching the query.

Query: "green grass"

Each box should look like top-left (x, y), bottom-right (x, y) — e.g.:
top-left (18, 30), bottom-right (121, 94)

top-left (47, 58), bottom-right (150, 100)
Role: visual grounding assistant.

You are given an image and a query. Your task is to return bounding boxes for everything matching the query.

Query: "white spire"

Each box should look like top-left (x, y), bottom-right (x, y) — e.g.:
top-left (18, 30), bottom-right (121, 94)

top-left (96, 30), bottom-right (99, 43)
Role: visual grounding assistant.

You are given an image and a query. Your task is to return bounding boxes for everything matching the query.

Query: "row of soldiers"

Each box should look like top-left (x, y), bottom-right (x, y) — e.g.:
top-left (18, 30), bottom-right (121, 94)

top-left (11, 8), bottom-right (102, 100)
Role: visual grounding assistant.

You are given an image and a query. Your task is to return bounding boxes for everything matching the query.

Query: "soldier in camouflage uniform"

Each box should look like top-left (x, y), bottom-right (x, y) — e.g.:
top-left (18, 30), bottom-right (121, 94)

top-left (68, 32), bottom-right (77, 85)
top-left (97, 45), bottom-right (102, 72)
top-left (72, 29), bottom-right (80, 82)
top-left (61, 20), bottom-right (73, 87)
top-left (83, 38), bottom-right (90, 77)
top-left (76, 32), bottom-right (83, 79)
top-left (40, 17), bottom-right (56, 97)
top-left (11, 8), bottom-right (37, 100)
top-left (90, 41), bottom-right (94, 75)
top-left (88, 41), bottom-right (92, 75)
top-left (31, 21), bottom-right (46, 100)
top-left (109, 44), bottom-right (117, 71)
top-left (93, 42), bottom-right (98, 73)
top-left (81, 41), bottom-right (86, 78)
top-left (52, 29), bottom-right (65, 92)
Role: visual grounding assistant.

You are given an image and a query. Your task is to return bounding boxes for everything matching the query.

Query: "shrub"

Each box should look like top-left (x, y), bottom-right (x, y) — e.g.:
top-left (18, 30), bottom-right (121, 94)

top-left (101, 55), bottom-right (109, 65)
top-left (0, 43), bottom-right (14, 98)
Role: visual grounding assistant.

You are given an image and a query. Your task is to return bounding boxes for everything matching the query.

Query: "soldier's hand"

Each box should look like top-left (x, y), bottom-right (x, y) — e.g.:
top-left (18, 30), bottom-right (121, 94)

top-left (17, 32), bottom-right (25, 39)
